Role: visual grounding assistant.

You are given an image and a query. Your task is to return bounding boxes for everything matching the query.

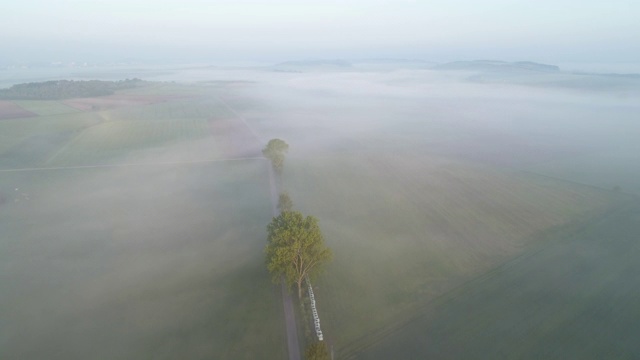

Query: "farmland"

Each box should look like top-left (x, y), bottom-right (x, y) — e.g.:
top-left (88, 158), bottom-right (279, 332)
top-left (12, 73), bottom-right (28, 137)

top-left (12, 100), bottom-right (81, 116)
top-left (0, 101), bottom-right (36, 120)
top-left (0, 84), bottom-right (285, 359)
top-left (352, 196), bottom-right (640, 359)
top-left (282, 154), bottom-right (615, 353)
top-left (0, 85), bottom-right (260, 168)
top-left (219, 71), bottom-right (637, 357)
top-left (1, 68), bottom-right (638, 359)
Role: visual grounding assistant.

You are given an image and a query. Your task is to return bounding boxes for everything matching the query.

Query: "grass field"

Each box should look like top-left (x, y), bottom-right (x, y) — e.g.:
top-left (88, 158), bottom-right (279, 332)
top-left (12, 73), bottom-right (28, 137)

top-left (353, 196), bottom-right (640, 359)
top-left (0, 112), bottom-right (102, 167)
top-left (0, 84), bottom-right (286, 359)
top-left (47, 115), bottom-right (214, 165)
top-left (1, 71), bottom-right (637, 359)
top-left (281, 153), bottom-right (615, 353)
top-left (0, 160), bottom-right (286, 359)
top-left (44, 101), bottom-right (259, 166)
top-left (208, 74), bottom-right (637, 357)
top-left (0, 87), bottom-right (260, 169)
top-left (12, 100), bottom-right (81, 116)
top-left (524, 146), bottom-right (640, 196)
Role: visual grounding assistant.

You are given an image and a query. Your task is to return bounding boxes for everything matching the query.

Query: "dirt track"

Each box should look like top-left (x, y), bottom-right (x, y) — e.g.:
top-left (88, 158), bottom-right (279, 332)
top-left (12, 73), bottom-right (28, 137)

top-left (267, 164), bottom-right (302, 360)
top-left (218, 94), bottom-right (301, 360)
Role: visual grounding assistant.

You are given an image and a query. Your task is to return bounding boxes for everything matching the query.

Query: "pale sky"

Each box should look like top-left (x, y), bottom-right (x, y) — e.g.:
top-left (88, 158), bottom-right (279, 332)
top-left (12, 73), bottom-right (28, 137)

top-left (1, 0), bottom-right (638, 64)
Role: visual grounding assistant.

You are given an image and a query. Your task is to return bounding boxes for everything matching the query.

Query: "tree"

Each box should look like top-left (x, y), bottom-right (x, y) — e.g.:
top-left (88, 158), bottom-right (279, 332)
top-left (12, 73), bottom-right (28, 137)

top-left (278, 192), bottom-right (293, 213)
top-left (262, 138), bottom-right (289, 173)
top-left (265, 211), bottom-right (332, 299)
top-left (305, 342), bottom-right (330, 360)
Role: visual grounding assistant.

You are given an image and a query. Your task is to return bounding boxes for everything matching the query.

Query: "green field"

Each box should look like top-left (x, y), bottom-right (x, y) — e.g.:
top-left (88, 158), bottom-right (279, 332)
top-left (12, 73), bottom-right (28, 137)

top-left (1, 74), bottom-right (637, 359)
top-left (0, 161), bottom-right (286, 359)
top-left (524, 147), bottom-right (640, 196)
top-left (282, 153), bottom-right (615, 353)
top-left (219, 77), bottom-right (637, 357)
top-left (352, 197), bottom-right (640, 359)
top-left (0, 87), bottom-right (259, 169)
top-left (0, 86), bottom-right (285, 359)
top-left (12, 100), bottom-right (81, 116)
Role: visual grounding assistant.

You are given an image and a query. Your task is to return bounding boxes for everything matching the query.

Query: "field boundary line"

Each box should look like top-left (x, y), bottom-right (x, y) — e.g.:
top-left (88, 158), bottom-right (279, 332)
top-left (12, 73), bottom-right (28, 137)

top-left (214, 96), bottom-right (263, 142)
top-left (45, 128), bottom-right (91, 165)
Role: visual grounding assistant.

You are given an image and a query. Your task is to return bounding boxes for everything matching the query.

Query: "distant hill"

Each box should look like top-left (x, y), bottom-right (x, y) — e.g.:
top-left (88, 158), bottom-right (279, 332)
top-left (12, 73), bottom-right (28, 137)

top-left (433, 60), bottom-right (640, 92)
top-left (271, 58), bottom-right (443, 72)
top-left (434, 60), bottom-right (560, 73)
top-left (271, 59), bottom-right (352, 72)
top-left (271, 59), bottom-right (560, 74)
top-left (351, 58), bottom-right (437, 70)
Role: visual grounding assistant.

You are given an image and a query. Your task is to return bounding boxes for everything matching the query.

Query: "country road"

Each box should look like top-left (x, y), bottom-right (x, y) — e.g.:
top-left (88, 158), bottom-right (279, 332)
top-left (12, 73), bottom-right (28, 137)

top-left (267, 152), bottom-right (302, 360)
top-left (220, 94), bottom-right (302, 360)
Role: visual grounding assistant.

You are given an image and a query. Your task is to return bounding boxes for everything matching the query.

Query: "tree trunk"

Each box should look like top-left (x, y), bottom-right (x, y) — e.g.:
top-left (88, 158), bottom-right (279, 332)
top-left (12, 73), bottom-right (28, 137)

top-left (297, 278), bottom-right (303, 299)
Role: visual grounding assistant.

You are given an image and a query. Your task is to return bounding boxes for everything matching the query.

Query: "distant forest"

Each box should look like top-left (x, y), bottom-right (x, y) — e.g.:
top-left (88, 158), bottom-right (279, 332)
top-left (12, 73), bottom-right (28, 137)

top-left (0, 79), bottom-right (149, 100)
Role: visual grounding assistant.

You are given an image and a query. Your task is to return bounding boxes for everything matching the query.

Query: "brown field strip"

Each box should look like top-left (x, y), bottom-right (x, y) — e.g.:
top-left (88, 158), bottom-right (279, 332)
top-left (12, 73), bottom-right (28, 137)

top-left (0, 101), bottom-right (37, 120)
top-left (63, 94), bottom-right (194, 111)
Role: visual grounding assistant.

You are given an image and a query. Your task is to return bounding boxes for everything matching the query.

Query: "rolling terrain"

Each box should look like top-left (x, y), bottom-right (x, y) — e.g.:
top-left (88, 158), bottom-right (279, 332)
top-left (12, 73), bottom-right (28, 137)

top-left (0, 84), bottom-right (286, 359)
top-left (1, 66), bottom-right (638, 359)
top-left (219, 69), bottom-right (638, 357)
top-left (353, 196), bottom-right (640, 359)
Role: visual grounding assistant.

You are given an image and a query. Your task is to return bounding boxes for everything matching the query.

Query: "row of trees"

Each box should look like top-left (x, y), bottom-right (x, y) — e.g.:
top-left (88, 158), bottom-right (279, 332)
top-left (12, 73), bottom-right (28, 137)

top-left (263, 139), bottom-right (332, 359)
top-left (0, 79), bottom-right (149, 100)
top-left (263, 139), bottom-right (332, 299)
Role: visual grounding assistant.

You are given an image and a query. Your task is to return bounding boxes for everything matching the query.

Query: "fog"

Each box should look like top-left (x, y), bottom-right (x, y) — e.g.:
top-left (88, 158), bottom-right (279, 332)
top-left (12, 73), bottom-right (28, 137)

top-left (1, 59), bottom-right (640, 358)
top-left (209, 65), bottom-right (640, 193)
top-left (1, 0), bottom-right (639, 357)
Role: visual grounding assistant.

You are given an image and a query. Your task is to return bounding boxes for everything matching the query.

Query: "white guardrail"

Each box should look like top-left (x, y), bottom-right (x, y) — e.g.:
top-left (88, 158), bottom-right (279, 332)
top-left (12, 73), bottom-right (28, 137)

top-left (306, 278), bottom-right (323, 341)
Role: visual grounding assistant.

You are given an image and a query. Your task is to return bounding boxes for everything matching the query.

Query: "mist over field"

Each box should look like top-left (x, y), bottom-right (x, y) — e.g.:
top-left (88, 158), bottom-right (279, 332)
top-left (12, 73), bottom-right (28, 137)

top-left (1, 61), bottom-right (639, 359)
top-left (2, 0), bottom-right (640, 358)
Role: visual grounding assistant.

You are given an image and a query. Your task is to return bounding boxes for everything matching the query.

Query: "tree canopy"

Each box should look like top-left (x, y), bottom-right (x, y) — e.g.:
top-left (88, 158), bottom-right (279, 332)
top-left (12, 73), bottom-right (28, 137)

top-left (265, 211), bottom-right (332, 298)
top-left (278, 192), bottom-right (293, 213)
top-left (262, 138), bottom-right (289, 172)
top-left (305, 342), bottom-right (330, 360)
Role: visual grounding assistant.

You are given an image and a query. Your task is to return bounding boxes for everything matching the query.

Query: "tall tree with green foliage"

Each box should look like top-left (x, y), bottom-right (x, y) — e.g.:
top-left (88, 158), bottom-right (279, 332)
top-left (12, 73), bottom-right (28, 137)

top-left (262, 138), bottom-right (289, 173)
top-left (305, 342), bottom-right (330, 360)
top-left (278, 192), bottom-right (293, 213)
top-left (266, 211), bottom-right (332, 299)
